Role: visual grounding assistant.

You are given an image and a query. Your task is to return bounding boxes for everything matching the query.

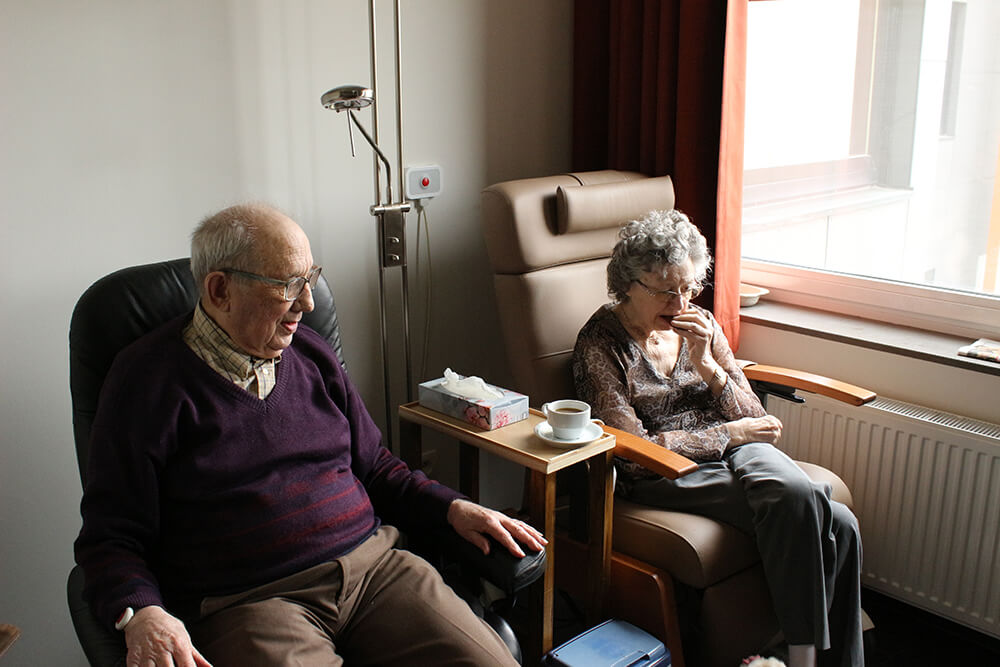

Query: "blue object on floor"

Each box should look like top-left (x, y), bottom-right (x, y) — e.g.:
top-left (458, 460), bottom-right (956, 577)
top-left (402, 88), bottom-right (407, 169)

top-left (542, 619), bottom-right (670, 666)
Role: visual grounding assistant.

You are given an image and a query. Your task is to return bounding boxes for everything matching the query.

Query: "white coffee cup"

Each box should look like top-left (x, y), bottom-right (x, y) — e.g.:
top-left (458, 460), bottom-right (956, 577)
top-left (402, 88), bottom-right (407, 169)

top-left (541, 399), bottom-right (591, 440)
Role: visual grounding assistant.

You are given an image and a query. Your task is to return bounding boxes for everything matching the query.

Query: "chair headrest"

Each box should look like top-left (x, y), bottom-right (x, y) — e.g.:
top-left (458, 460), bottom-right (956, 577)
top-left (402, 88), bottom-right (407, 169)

top-left (481, 170), bottom-right (674, 274)
top-left (556, 175), bottom-right (675, 234)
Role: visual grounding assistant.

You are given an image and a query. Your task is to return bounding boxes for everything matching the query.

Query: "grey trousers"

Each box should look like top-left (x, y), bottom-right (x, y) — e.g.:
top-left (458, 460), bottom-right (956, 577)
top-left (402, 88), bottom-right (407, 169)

top-left (187, 525), bottom-right (518, 666)
top-left (628, 443), bottom-right (864, 667)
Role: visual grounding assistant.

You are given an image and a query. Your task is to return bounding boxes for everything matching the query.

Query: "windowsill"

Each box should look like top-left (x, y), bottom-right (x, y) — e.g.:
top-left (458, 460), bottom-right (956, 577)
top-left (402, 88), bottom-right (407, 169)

top-left (743, 184), bottom-right (910, 229)
top-left (740, 301), bottom-right (1000, 378)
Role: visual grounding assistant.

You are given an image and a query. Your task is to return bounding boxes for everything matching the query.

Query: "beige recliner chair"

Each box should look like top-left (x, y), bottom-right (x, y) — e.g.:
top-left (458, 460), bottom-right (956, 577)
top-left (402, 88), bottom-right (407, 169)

top-left (481, 170), bottom-right (874, 667)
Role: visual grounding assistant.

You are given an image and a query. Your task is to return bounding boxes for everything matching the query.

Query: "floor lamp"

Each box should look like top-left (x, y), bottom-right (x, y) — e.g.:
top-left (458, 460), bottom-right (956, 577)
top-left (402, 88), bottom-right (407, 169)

top-left (320, 2), bottom-right (413, 455)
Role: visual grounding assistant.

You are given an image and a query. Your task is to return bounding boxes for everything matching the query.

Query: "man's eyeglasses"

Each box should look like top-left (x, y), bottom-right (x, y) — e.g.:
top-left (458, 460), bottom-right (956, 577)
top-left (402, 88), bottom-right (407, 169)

top-left (635, 279), bottom-right (703, 302)
top-left (222, 266), bottom-right (322, 302)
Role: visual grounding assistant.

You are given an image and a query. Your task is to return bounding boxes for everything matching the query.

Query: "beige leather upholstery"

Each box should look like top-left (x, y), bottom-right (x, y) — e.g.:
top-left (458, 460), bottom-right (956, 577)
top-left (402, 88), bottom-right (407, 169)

top-left (614, 462), bottom-right (852, 589)
top-left (481, 171), bottom-right (857, 667)
top-left (491, 261), bottom-right (605, 402)
top-left (481, 170), bottom-right (661, 274)
top-left (556, 175), bottom-right (676, 234)
top-left (481, 170), bottom-right (673, 401)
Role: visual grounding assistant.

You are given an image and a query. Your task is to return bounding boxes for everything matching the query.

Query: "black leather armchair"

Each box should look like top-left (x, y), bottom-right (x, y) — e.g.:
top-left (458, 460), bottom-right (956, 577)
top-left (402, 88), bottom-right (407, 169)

top-left (67, 258), bottom-right (543, 665)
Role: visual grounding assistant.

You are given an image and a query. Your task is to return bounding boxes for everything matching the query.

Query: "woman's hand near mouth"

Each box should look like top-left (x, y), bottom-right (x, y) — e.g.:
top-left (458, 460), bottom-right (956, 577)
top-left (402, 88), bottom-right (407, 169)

top-left (670, 307), bottom-right (716, 376)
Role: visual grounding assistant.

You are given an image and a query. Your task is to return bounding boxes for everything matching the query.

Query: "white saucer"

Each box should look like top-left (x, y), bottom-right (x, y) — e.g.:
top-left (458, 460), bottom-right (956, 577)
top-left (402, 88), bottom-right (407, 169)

top-left (533, 420), bottom-right (604, 448)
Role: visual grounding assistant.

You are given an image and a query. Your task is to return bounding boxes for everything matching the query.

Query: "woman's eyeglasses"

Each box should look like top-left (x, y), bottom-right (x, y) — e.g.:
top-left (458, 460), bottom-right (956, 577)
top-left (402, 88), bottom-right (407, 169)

top-left (221, 266), bottom-right (322, 301)
top-left (635, 279), bottom-right (703, 302)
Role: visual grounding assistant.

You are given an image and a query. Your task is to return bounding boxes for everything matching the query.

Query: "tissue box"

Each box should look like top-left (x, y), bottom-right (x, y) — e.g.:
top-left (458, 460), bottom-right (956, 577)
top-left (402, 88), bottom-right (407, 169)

top-left (418, 376), bottom-right (529, 430)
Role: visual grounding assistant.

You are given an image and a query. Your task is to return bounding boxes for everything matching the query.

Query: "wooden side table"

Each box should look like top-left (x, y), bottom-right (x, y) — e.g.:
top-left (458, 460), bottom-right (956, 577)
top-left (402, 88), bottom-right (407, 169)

top-left (398, 402), bottom-right (615, 663)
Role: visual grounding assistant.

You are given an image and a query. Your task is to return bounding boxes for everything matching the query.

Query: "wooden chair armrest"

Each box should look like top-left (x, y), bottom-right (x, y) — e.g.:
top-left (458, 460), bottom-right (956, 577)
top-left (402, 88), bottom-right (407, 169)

top-left (601, 424), bottom-right (698, 479)
top-left (742, 363), bottom-right (876, 406)
top-left (0, 624), bottom-right (22, 658)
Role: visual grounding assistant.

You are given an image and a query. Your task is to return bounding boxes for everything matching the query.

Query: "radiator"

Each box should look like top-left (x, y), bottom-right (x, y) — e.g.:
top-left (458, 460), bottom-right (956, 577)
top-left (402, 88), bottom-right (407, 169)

top-left (768, 393), bottom-right (1000, 639)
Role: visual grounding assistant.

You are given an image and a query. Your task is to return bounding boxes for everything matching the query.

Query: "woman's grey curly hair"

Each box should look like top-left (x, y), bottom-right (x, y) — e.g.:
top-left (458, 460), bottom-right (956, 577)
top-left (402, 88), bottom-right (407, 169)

top-left (607, 209), bottom-right (712, 302)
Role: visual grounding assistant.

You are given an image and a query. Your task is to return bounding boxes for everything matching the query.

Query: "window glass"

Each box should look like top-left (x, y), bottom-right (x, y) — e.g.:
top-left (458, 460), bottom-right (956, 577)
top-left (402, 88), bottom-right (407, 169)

top-left (743, 0), bottom-right (1000, 299)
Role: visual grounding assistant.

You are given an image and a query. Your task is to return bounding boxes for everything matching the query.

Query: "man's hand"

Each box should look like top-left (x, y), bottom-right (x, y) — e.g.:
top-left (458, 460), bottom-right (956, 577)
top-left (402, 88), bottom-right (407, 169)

top-left (124, 606), bottom-right (212, 667)
top-left (725, 415), bottom-right (783, 449)
top-left (446, 499), bottom-right (547, 558)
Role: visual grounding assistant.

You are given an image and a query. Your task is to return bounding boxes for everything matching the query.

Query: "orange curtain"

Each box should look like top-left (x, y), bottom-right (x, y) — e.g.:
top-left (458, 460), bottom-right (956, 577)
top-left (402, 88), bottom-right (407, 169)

top-left (573, 0), bottom-right (747, 348)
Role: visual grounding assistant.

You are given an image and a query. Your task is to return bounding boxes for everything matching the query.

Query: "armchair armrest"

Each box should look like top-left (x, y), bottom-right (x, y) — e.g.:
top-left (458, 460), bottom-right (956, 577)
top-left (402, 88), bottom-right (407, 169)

top-left (602, 424), bottom-right (698, 480)
top-left (0, 624), bottom-right (21, 659)
top-left (421, 527), bottom-right (547, 596)
top-left (597, 365), bottom-right (874, 481)
top-left (446, 532), bottom-right (547, 596)
top-left (742, 363), bottom-right (876, 407)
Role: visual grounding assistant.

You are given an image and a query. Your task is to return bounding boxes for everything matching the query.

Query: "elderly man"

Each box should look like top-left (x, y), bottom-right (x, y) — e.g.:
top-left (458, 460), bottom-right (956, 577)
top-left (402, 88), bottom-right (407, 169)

top-left (75, 203), bottom-right (544, 666)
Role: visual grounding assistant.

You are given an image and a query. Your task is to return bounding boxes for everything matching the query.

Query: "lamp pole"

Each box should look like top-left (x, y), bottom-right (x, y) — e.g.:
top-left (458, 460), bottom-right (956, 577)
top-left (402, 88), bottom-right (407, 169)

top-left (321, 0), bottom-right (413, 455)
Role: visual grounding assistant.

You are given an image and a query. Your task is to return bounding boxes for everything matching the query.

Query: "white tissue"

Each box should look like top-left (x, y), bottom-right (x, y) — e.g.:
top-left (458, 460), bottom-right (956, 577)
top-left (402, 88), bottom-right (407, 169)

top-left (440, 368), bottom-right (504, 401)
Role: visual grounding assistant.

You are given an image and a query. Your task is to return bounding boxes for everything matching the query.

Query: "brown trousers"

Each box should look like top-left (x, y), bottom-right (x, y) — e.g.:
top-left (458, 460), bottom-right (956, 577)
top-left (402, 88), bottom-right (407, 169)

top-left (188, 526), bottom-right (518, 666)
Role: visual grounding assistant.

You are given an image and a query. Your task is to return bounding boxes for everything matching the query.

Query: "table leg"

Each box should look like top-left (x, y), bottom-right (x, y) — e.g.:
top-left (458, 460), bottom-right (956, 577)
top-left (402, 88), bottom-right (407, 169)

top-left (586, 450), bottom-right (614, 623)
top-left (459, 443), bottom-right (480, 502)
top-left (399, 417), bottom-right (422, 471)
top-left (525, 470), bottom-right (556, 663)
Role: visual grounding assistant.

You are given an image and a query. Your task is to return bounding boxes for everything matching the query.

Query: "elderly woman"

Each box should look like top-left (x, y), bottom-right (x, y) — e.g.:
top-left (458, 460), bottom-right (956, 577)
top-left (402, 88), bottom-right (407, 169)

top-left (572, 210), bottom-right (863, 667)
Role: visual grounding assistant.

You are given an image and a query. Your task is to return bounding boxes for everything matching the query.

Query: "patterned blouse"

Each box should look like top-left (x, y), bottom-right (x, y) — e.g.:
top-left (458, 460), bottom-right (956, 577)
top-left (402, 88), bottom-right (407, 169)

top-left (572, 304), bottom-right (766, 486)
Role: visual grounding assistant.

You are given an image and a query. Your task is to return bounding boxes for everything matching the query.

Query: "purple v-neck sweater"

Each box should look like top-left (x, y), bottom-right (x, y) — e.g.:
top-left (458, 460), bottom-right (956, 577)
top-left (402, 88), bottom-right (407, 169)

top-left (75, 315), bottom-right (460, 629)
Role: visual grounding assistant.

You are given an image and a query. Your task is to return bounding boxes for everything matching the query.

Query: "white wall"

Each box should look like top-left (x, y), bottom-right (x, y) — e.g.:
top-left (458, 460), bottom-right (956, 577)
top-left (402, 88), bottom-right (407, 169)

top-left (0, 1), bottom-right (572, 663)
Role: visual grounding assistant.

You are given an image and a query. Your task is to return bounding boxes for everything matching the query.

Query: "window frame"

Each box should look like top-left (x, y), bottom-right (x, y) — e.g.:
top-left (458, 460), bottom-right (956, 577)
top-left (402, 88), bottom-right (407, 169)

top-left (741, 259), bottom-right (1000, 340)
top-left (741, 0), bottom-right (1000, 340)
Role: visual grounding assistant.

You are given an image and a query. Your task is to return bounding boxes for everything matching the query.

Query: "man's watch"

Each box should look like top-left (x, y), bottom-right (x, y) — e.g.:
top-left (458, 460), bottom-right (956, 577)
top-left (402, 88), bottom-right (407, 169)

top-left (114, 607), bottom-right (134, 631)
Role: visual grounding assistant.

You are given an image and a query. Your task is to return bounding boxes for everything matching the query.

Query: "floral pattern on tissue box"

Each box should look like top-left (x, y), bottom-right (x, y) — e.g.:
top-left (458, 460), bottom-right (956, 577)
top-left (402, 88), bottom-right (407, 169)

top-left (418, 376), bottom-right (529, 430)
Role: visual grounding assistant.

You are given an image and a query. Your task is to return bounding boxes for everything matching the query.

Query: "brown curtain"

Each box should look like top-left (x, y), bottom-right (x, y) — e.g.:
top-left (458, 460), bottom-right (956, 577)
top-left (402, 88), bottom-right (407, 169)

top-left (573, 0), bottom-right (747, 348)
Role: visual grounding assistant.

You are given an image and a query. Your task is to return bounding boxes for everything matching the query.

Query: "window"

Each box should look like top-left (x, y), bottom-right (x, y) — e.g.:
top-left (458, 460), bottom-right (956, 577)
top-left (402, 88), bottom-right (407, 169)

top-left (741, 0), bottom-right (1000, 338)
